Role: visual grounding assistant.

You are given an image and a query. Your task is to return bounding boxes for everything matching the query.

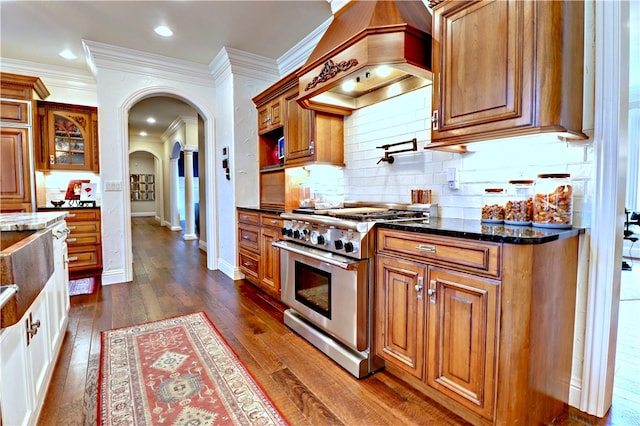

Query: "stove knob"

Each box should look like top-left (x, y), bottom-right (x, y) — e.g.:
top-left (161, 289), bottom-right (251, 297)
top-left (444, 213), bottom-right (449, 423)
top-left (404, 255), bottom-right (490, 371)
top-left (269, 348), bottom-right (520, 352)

top-left (344, 241), bottom-right (356, 253)
top-left (310, 231), bottom-right (327, 246)
top-left (334, 240), bottom-right (344, 250)
top-left (293, 230), bottom-right (301, 239)
top-left (281, 227), bottom-right (287, 236)
top-left (317, 234), bottom-right (326, 245)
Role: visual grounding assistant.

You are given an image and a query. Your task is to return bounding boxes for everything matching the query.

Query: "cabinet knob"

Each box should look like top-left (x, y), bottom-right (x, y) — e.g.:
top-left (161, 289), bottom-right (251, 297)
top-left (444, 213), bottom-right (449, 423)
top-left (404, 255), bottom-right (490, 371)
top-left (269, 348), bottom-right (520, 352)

top-left (49, 154), bottom-right (55, 165)
top-left (431, 110), bottom-right (439, 130)
top-left (416, 277), bottom-right (424, 300)
top-left (428, 279), bottom-right (437, 304)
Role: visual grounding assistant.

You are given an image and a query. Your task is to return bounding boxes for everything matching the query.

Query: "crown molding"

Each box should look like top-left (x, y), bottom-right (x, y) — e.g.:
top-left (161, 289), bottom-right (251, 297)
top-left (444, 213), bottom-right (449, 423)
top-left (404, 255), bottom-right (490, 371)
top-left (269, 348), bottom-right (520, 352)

top-left (82, 39), bottom-right (214, 87)
top-left (209, 47), bottom-right (279, 85)
top-left (278, 17), bottom-right (332, 76)
top-left (0, 57), bottom-right (96, 93)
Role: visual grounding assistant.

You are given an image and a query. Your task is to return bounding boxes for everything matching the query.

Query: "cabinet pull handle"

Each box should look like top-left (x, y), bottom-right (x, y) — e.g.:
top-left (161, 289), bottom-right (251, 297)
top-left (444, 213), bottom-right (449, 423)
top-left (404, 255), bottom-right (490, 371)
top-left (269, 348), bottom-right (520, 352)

top-left (67, 213), bottom-right (76, 218)
top-left (67, 237), bottom-right (77, 243)
top-left (309, 140), bottom-right (315, 155)
top-left (68, 225), bottom-right (77, 230)
top-left (416, 244), bottom-right (436, 253)
top-left (242, 235), bottom-right (250, 240)
top-left (270, 220), bottom-right (278, 224)
top-left (415, 277), bottom-right (424, 300)
top-left (49, 154), bottom-right (55, 165)
top-left (431, 110), bottom-right (439, 131)
top-left (68, 256), bottom-right (79, 262)
top-left (243, 262), bottom-right (252, 267)
top-left (428, 279), bottom-right (437, 304)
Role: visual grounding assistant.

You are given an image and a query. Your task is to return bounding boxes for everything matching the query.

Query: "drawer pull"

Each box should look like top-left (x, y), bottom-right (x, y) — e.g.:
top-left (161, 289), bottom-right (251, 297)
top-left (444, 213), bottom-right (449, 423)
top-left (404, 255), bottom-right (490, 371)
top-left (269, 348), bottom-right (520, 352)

top-left (416, 244), bottom-right (436, 253)
top-left (242, 235), bottom-right (250, 240)
top-left (270, 220), bottom-right (278, 224)
top-left (68, 226), bottom-right (77, 230)
top-left (67, 213), bottom-right (76, 218)
top-left (243, 261), bottom-right (252, 267)
top-left (68, 256), bottom-right (79, 262)
top-left (67, 238), bottom-right (77, 243)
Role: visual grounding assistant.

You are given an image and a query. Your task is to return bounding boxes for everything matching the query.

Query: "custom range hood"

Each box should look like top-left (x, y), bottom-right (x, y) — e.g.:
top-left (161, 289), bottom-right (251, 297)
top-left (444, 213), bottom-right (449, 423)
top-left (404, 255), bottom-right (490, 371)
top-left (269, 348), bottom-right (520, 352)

top-left (297, 0), bottom-right (433, 116)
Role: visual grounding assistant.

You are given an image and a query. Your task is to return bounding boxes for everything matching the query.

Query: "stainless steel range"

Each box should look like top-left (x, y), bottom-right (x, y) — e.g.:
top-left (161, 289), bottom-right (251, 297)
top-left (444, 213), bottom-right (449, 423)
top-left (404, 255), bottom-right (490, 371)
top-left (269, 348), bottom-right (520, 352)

top-left (273, 202), bottom-right (436, 378)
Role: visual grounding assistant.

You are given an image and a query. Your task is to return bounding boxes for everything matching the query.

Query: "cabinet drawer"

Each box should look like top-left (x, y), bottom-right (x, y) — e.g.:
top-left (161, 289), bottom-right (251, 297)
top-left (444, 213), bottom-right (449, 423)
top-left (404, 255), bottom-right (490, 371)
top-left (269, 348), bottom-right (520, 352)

top-left (238, 249), bottom-right (259, 282)
top-left (65, 209), bottom-right (100, 221)
top-left (67, 221), bottom-right (100, 235)
top-left (377, 229), bottom-right (501, 278)
top-left (0, 100), bottom-right (29, 124)
top-left (238, 210), bottom-right (260, 225)
top-left (261, 214), bottom-right (282, 229)
top-left (66, 234), bottom-right (100, 245)
top-left (67, 246), bottom-right (101, 269)
top-left (238, 224), bottom-right (260, 252)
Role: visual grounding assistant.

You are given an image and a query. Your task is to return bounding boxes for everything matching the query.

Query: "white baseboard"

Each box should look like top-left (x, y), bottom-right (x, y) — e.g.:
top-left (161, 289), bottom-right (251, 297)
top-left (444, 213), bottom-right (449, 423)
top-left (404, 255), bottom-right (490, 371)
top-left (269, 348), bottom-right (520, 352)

top-left (101, 269), bottom-right (129, 285)
top-left (183, 233), bottom-right (197, 240)
top-left (131, 212), bottom-right (156, 217)
top-left (569, 380), bottom-right (583, 408)
top-left (199, 240), bottom-right (207, 251)
top-left (217, 258), bottom-right (244, 280)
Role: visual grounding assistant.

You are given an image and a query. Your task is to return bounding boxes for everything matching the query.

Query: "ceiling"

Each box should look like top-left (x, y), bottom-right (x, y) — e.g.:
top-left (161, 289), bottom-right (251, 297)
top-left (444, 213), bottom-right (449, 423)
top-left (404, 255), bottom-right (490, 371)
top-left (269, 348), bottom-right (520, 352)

top-left (0, 0), bottom-right (333, 139)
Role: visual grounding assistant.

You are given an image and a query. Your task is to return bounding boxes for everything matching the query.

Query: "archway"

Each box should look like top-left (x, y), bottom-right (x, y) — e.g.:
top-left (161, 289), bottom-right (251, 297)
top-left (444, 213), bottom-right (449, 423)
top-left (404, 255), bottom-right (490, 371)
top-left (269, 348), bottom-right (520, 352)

top-left (122, 88), bottom-right (218, 281)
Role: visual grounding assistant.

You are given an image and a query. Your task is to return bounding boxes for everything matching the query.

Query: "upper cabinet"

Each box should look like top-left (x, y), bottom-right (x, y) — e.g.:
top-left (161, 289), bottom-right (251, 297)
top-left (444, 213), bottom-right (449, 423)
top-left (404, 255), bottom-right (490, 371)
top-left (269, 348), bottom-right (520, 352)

top-left (36, 101), bottom-right (99, 172)
top-left (253, 71), bottom-right (344, 211)
top-left (427, 0), bottom-right (587, 148)
top-left (284, 87), bottom-right (344, 167)
top-left (0, 72), bottom-right (50, 213)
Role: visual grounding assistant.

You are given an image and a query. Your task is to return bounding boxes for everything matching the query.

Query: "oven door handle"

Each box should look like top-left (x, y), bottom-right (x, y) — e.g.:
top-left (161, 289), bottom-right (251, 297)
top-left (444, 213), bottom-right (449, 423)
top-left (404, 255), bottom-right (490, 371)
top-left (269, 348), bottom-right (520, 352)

top-left (272, 241), bottom-right (362, 271)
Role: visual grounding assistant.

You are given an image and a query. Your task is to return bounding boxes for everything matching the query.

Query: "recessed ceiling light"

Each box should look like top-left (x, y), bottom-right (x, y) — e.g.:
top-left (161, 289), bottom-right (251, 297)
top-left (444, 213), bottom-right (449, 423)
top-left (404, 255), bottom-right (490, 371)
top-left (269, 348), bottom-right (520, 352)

top-left (139, 131), bottom-right (148, 136)
top-left (58, 49), bottom-right (77, 60)
top-left (146, 117), bottom-right (156, 124)
top-left (154, 26), bottom-right (173, 37)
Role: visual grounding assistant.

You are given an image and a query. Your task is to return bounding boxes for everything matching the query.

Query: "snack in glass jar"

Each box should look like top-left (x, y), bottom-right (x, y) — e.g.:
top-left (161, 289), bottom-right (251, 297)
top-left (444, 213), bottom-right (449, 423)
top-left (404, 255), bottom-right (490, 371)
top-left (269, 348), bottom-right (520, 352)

top-left (481, 188), bottom-right (506, 223)
top-left (533, 173), bottom-right (573, 228)
top-left (505, 179), bottom-right (534, 225)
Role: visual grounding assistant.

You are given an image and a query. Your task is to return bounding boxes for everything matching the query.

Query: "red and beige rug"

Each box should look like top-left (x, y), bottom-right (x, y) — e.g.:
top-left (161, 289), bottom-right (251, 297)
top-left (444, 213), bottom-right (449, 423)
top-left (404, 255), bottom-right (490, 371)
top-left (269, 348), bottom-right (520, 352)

top-left (98, 312), bottom-right (288, 425)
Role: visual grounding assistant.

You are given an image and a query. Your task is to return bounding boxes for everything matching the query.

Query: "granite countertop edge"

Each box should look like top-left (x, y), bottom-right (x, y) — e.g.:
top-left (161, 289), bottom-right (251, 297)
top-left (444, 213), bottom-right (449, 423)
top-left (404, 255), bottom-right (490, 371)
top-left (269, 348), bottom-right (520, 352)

top-left (376, 219), bottom-right (585, 244)
top-left (0, 212), bottom-right (68, 231)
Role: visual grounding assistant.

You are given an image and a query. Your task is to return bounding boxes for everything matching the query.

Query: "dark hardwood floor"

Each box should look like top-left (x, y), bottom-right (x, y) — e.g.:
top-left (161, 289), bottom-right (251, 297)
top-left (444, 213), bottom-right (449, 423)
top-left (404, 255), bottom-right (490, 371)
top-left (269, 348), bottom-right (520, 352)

top-left (38, 217), bottom-right (639, 425)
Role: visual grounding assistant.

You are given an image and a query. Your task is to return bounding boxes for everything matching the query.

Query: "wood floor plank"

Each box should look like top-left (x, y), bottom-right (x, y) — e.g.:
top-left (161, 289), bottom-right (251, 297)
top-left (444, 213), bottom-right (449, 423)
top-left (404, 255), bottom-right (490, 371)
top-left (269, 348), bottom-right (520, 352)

top-left (36, 217), bottom-right (639, 426)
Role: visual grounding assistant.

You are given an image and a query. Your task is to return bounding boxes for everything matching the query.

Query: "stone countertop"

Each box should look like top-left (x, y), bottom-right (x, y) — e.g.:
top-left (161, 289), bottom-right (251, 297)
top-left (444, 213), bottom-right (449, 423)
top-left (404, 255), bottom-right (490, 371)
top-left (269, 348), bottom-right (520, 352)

top-left (0, 212), bottom-right (68, 231)
top-left (376, 218), bottom-right (584, 244)
top-left (237, 206), bottom-right (285, 215)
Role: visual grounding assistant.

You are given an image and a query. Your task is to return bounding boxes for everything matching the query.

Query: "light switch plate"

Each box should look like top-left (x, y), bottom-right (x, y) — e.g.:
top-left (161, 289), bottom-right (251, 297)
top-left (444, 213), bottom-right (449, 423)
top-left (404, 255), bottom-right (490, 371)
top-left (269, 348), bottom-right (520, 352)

top-left (104, 180), bottom-right (122, 191)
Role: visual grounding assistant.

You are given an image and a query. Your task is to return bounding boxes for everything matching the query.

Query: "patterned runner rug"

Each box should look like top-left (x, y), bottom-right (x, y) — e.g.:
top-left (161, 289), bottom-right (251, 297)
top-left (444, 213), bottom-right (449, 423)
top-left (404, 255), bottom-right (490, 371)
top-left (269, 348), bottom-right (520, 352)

top-left (98, 312), bottom-right (288, 425)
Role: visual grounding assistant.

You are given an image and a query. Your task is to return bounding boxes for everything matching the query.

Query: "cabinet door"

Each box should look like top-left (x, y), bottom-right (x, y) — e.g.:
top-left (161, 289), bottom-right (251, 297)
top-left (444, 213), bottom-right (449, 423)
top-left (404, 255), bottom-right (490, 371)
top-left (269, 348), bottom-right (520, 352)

top-left (258, 98), bottom-right (282, 134)
top-left (37, 102), bottom-right (99, 171)
top-left (431, 0), bottom-right (534, 141)
top-left (284, 89), bottom-right (314, 163)
top-left (426, 266), bottom-right (498, 421)
top-left (27, 291), bottom-right (52, 411)
top-left (375, 254), bottom-right (426, 379)
top-left (259, 226), bottom-right (280, 296)
top-left (0, 317), bottom-right (34, 426)
top-left (0, 127), bottom-right (31, 207)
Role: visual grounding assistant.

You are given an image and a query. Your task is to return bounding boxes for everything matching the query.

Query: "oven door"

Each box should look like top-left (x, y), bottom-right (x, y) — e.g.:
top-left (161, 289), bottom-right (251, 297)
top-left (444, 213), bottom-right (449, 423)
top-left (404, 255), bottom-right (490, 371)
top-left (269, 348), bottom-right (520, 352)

top-left (273, 240), bottom-right (369, 351)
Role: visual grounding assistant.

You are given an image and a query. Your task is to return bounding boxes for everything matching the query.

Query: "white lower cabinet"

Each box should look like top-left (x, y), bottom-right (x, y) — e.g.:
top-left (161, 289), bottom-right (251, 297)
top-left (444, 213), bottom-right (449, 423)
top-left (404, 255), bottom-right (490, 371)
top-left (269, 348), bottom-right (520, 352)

top-left (0, 220), bottom-right (69, 426)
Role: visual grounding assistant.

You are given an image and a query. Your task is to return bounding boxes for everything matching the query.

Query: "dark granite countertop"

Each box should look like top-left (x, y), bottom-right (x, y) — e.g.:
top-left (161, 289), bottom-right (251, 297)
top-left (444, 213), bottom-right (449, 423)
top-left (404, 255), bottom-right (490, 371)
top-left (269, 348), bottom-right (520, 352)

top-left (376, 218), bottom-right (584, 245)
top-left (237, 206), bottom-right (284, 215)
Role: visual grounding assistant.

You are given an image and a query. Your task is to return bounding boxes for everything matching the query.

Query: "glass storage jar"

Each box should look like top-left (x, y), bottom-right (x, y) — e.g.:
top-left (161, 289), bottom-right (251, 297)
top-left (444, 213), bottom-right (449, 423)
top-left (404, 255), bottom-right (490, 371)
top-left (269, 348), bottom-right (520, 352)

top-left (505, 179), bottom-right (534, 225)
top-left (481, 188), bottom-right (506, 223)
top-left (533, 173), bottom-right (573, 228)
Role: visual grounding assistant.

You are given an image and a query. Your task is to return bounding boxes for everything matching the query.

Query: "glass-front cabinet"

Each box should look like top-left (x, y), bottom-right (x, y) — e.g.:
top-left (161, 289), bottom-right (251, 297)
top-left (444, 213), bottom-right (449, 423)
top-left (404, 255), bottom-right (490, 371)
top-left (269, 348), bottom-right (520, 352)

top-left (36, 101), bottom-right (99, 171)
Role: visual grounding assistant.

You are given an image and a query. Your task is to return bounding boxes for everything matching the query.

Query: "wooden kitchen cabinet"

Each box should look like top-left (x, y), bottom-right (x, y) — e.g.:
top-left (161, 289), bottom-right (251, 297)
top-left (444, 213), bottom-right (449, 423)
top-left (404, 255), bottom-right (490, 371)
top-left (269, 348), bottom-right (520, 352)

top-left (237, 209), bottom-right (282, 298)
top-left (426, 266), bottom-right (498, 421)
top-left (258, 96), bottom-right (283, 135)
top-left (36, 101), bottom-right (99, 172)
top-left (375, 254), bottom-right (426, 379)
top-left (375, 227), bottom-right (578, 425)
top-left (253, 71), bottom-right (344, 210)
top-left (0, 73), bottom-right (49, 213)
top-left (284, 86), bottom-right (344, 167)
top-left (65, 208), bottom-right (102, 279)
top-left (427, 0), bottom-right (587, 148)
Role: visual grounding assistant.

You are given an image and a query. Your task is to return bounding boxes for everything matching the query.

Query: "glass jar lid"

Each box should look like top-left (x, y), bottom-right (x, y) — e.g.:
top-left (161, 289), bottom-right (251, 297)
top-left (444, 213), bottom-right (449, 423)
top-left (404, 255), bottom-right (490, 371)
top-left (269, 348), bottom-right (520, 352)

top-left (484, 188), bottom-right (505, 193)
top-left (537, 173), bottom-right (570, 179)
top-left (508, 179), bottom-right (534, 185)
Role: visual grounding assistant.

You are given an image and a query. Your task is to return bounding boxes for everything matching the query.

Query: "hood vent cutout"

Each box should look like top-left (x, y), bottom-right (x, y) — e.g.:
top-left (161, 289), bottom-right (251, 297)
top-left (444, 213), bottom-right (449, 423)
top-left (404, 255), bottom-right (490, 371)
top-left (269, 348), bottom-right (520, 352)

top-left (297, 0), bottom-right (433, 116)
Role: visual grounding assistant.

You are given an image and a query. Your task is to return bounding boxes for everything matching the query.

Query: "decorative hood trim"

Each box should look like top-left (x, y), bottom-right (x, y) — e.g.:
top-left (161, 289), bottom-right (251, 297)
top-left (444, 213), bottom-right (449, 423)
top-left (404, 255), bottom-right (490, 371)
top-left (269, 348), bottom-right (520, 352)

top-left (296, 0), bottom-right (433, 116)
